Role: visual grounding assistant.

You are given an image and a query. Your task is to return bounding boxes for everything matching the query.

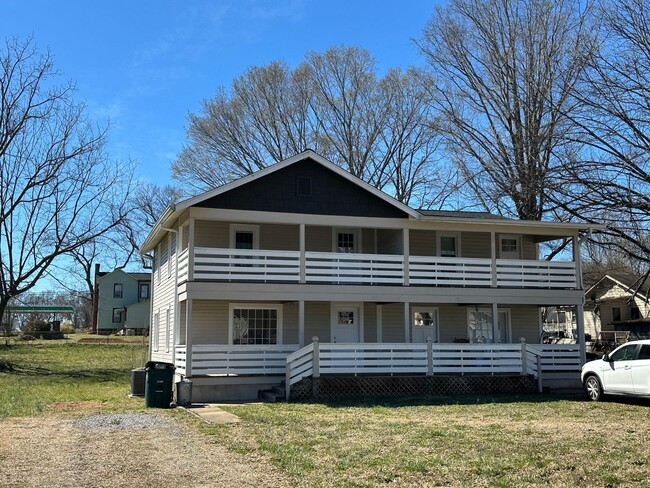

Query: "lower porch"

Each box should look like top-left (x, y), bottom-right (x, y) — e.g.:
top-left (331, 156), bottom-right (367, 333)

top-left (174, 342), bottom-right (582, 402)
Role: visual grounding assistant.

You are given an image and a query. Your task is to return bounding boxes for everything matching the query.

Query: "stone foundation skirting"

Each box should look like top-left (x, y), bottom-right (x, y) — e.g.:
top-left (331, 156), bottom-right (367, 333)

top-left (289, 375), bottom-right (538, 401)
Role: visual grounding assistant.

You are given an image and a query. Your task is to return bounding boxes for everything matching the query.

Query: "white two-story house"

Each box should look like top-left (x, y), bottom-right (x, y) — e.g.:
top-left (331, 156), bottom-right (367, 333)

top-left (141, 150), bottom-right (597, 402)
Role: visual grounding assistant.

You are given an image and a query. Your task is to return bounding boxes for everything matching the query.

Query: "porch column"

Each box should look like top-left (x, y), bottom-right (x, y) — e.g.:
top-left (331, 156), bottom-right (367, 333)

top-left (299, 223), bottom-right (306, 284)
top-left (404, 302), bottom-right (410, 343)
top-left (376, 304), bottom-right (383, 343)
top-left (576, 303), bottom-right (586, 364)
top-left (185, 298), bottom-right (193, 377)
top-left (188, 217), bottom-right (195, 281)
top-left (490, 231), bottom-right (497, 287)
top-left (492, 303), bottom-right (498, 343)
top-left (403, 228), bottom-right (410, 286)
top-left (298, 300), bottom-right (305, 347)
top-left (572, 233), bottom-right (583, 290)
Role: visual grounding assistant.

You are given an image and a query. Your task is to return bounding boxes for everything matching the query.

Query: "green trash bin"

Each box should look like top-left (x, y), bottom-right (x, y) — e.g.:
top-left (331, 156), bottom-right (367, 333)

top-left (144, 361), bottom-right (175, 408)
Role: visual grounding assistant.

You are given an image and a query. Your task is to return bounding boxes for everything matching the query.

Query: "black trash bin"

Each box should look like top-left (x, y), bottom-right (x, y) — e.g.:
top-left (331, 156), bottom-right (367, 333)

top-left (144, 361), bottom-right (175, 408)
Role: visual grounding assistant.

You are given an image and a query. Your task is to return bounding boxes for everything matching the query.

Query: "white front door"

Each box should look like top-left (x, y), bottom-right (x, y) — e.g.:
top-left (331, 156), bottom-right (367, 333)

top-left (499, 235), bottom-right (521, 260)
top-left (412, 308), bottom-right (439, 343)
top-left (331, 305), bottom-right (360, 343)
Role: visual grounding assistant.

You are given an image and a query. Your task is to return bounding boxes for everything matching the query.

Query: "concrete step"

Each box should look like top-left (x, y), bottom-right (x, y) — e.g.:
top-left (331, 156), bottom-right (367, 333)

top-left (258, 384), bottom-right (286, 403)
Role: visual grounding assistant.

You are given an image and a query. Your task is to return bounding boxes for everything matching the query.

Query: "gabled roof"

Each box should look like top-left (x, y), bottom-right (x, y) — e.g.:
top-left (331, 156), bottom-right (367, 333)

top-left (97, 268), bottom-right (151, 283)
top-left (176, 150), bottom-right (419, 218)
top-left (585, 273), bottom-right (650, 300)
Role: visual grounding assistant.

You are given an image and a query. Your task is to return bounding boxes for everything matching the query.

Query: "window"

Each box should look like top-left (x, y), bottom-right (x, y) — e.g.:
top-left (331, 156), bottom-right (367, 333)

top-left (612, 307), bottom-right (622, 322)
top-left (230, 305), bottom-right (282, 345)
top-left (139, 283), bottom-right (150, 300)
top-left (230, 224), bottom-right (259, 250)
top-left (412, 309), bottom-right (439, 343)
top-left (499, 235), bottom-right (521, 259)
top-left (165, 308), bottom-right (171, 353)
top-left (113, 283), bottom-right (123, 299)
top-left (152, 312), bottom-right (159, 352)
top-left (438, 233), bottom-right (459, 257)
top-left (610, 344), bottom-right (638, 362)
top-left (638, 345), bottom-right (650, 360)
top-left (468, 309), bottom-right (493, 343)
top-left (334, 229), bottom-right (359, 253)
top-left (112, 308), bottom-right (123, 323)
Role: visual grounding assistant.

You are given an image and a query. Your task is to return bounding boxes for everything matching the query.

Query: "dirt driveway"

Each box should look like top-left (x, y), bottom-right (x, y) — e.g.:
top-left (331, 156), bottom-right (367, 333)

top-left (0, 406), bottom-right (295, 488)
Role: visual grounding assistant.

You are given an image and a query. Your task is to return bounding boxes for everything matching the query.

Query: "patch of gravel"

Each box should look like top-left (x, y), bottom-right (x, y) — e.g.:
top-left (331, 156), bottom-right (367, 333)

top-left (71, 412), bottom-right (174, 430)
top-left (0, 412), bottom-right (299, 488)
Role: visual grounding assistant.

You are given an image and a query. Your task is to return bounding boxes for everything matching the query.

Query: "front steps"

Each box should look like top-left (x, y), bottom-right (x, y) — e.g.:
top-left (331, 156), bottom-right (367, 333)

top-left (258, 382), bottom-right (286, 403)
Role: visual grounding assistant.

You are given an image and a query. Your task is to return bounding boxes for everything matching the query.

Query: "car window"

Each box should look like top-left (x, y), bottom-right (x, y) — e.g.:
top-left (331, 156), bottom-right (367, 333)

top-left (610, 344), bottom-right (638, 362)
top-left (637, 345), bottom-right (650, 360)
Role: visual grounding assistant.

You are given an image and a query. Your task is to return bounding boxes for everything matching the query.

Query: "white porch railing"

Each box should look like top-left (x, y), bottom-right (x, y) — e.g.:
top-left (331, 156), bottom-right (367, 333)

top-left (305, 251), bottom-right (404, 285)
top-left (409, 256), bottom-right (493, 286)
top-left (525, 344), bottom-right (583, 381)
top-left (193, 247), bottom-right (301, 282)
top-left (496, 259), bottom-right (577, 288)
top-left (187, 344), bottom-right (300, 376)
top-left (175, 345), bottom-right (187, 375)
top-left (179, 247), bottom-right (578, 289)
top-left (178, 249), bottom-right (189, 283)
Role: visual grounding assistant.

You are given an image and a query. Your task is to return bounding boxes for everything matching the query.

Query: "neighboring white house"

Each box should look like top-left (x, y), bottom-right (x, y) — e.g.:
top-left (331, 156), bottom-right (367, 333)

top-left (93, 266), bottom-right (151, 334)
top-left (140, 150), bottom-right (599, 401)
top-left (584, 273), bottom-right (650, 343)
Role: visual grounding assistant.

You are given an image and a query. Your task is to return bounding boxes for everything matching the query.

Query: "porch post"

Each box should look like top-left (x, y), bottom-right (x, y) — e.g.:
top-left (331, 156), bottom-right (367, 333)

top-left (404, 302), bottom-right (410, 343)
top-left (576, 303), bottom-right (586, 364)
top-left (299, 223), bottom-right (306, 284)
top-left (298, 300), bottom-right (305, 347)
top-left (376, 304), bottom-right (383, 343)
top-left (573, 233), bottom-right (583, 290)
top-left (491, 303), bottom-right (498, 343)
top-left (359, 302), bottom-right (365, 343)
top-left (188, 217), bottom-right (195, 282)
top-left (520, 338), bottom-right (527, 375)
top-left (185, 298), bottom-right (193, 377)
top-left (403, 228), bottom-right (410, 286)
top-left (490, 231), bottom-right (497, 287)
top-left (426, 337), bottom-right (433, 376)
top-left (312, 336), bottom-right (320, 377)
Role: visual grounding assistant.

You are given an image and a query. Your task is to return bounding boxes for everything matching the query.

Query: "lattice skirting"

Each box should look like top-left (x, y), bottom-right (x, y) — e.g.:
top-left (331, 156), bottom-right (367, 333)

top-left (289, 375), bottom-right (538, 401)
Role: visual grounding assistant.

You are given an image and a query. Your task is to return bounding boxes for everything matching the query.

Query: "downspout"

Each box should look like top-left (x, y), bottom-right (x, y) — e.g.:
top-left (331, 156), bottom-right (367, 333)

top-left (142, 252), bottom-right (155, 363)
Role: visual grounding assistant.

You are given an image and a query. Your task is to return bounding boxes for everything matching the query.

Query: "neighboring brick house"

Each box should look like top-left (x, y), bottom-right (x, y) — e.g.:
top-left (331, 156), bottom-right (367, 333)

top-left (92, 265), bottom-right (151, 334)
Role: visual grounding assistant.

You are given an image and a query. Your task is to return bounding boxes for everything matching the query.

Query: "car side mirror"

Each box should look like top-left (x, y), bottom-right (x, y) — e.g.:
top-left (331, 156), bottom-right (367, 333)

top-left (602, 354), bottom-right (610, 362)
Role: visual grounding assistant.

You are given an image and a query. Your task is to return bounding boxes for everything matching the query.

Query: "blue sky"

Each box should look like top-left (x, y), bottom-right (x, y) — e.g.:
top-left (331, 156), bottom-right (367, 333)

top-left (1, 0), bottom-right (437, 187)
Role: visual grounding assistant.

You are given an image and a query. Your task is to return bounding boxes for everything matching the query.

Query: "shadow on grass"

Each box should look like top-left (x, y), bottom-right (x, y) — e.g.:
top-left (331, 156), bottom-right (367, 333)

top-left (309, 392), bottom-right (591, 409)
top-left (3, 365), bottom-right (128, 382)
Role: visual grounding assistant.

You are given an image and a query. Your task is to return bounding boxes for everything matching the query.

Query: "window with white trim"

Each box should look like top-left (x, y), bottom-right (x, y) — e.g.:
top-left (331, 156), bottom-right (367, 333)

top-left (230, 224), bottom-right (259, 249)
top-left (467, 308), bottom-right (511, 343)
top-left (438, 232), bottom-right (459, 257)
top-left (152, 312), bottom-right (160, 352)
top-left (165, 308), bottom-right (171, 353)
top-left (230, 305), bottom-right (282, 345)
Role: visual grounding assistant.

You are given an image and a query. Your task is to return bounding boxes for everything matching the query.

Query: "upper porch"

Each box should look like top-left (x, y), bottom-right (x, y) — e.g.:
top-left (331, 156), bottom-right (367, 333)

top-left (163, 215), bottom-right (583, 291)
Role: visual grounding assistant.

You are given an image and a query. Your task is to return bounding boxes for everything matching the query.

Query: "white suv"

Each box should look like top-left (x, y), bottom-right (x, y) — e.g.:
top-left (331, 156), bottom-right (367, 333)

top-left (581, 339), bottom-right (650, 401)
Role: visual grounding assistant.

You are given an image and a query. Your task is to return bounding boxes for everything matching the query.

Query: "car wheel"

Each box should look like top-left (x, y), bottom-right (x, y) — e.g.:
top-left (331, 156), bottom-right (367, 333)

top-left (584, 375), bottom-right (603, 401)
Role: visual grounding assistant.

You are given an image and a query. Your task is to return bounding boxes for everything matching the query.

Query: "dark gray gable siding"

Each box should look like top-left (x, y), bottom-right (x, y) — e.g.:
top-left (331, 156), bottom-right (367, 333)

top-left (195, 158), bottom-right (409, 218)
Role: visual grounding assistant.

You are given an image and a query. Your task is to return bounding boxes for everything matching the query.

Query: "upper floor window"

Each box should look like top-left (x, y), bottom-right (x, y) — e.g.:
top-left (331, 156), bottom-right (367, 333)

top-left (612, 307), bottom-right (622, 322)
top-left (438, 233), bottom-right (459, 258)
top-left (139, 283), bottom-right (150, 301)
top-left (631, 307), bottom-right (641, 320)
top-left (334, 229), bottom-right (359, 253)
top-left (499, 235), bottom-right (521, 259)
top-left (113, 283), bottom-right (123, 299)
top-left (230, 224), bottom-right (259, 250)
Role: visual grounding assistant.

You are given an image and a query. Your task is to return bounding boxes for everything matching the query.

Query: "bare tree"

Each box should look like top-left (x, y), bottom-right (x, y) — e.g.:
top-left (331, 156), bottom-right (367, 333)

top-left (559, 0), bottom-right (650, 266)
top-left (417, 0), bottom-right (599, 220)
top-left (0, 37), bottom-right (133, 324)
top-left (172, 46), bottom-right (448, 208)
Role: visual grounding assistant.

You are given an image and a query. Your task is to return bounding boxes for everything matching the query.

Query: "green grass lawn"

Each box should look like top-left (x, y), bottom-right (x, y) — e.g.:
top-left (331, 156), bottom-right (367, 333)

top-left (2, 341), bottom-right (649, 487)
top-left (207, 396), bottom-right (650, 487)
top-left (0, 340), bottom-right (148, 417)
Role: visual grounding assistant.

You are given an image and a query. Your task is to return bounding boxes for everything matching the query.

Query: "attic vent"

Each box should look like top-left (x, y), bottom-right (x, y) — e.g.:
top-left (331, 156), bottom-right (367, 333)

top-left (296, 176), bottom-right (312, 197)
